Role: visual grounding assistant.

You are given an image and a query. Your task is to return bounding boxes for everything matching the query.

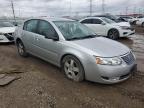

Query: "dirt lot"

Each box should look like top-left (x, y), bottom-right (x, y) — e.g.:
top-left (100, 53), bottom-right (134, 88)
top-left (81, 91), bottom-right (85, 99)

top-left (0, 26), bottom-right (144, 108)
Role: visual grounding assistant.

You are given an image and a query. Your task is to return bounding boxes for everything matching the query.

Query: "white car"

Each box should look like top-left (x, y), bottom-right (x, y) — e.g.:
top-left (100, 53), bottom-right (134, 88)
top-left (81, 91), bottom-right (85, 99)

top-left (136, 18), bottom-right (144, 27)
top-left (79, 17), bottom-right (135, 40)
top-left (0, 22), bottom-right (16, 43)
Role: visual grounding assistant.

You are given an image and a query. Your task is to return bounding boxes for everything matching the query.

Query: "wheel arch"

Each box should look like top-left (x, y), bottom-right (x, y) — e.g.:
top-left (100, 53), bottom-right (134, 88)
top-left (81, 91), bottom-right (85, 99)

top-left (16, 38), bottom-right (22, 44)
top-left (60, 53), bottom-right (84, 67)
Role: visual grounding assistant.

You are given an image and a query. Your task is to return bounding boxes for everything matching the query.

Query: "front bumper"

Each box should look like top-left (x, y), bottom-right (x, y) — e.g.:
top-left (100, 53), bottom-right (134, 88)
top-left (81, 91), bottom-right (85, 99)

top-left (119, 29), bottom-right (135, 37)
top-left (98, 63), bottom-right (137, 84)
top-left (0, 34), bottom-right (14, 43)
top-left (84, 54), bottom-right (137, 84)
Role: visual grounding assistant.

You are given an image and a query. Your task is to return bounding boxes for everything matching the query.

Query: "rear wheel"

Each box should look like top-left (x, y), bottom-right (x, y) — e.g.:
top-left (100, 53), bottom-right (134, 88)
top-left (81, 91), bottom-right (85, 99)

top-left (108, 29), bottom-right (119, 40)
top-left (133, 21), bottom-right (136, 25)
top-left (17, 40), bottom-right (28, 57)
top-left (62, 55), bottom-right (84, 82)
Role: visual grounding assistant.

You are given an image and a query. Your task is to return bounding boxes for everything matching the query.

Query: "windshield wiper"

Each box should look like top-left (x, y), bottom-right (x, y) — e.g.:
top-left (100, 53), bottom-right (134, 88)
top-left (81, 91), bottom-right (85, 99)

top-left (67, 37), bottom-right (82, 41)
top-left (67, 35), bottom-right (97, 41)
top-left (81, 35), bottom-right (97, 39)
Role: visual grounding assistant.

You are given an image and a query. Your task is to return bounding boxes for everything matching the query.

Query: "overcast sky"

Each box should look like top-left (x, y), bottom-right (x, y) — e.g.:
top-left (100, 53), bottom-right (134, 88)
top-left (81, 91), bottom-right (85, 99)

top-left (0, 0), bottom-right (144, 17)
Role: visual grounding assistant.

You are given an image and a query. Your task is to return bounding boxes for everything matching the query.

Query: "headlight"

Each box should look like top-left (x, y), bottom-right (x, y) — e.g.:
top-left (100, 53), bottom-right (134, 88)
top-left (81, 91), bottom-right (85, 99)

top-left (95, 57), bottom-right (122, 65)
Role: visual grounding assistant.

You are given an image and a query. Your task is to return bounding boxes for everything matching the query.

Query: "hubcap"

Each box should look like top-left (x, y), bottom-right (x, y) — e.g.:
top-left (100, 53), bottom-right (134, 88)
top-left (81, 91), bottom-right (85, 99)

top-left (64, 59), bottom-right (79, 80)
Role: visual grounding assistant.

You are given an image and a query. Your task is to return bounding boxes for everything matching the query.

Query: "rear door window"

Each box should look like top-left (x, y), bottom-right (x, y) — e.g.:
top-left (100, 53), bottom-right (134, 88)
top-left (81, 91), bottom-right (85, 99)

top-left (92, 19), bottom-right (102, 24)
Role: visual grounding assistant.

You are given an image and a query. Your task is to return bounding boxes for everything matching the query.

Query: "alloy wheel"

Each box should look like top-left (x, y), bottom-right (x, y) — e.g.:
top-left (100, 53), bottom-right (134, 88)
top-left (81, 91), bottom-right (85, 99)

top-left (64, 59), bottom-right (79, 80)
top-left (17, 41), bottom-right (28, 57)
top-left (62, 55), bottom-right (84, 82)
top-left (108, 29), bottom-right (119, 40)
top-left (18, 42), bottom-right (24, 55)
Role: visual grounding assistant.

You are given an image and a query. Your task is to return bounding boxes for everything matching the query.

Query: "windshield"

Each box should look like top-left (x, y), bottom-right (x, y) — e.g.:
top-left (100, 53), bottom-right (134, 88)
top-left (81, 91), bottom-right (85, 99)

top-left (121, 16), bottom-right (133, 19)
top-left (109, 15), bottom-right (119, 20)
top-left (0, 22), bottom-right (14, 27)
top-left (101, 17), bottom-right (115, 24)
top-left (53, 21), bottom-right (97, 40)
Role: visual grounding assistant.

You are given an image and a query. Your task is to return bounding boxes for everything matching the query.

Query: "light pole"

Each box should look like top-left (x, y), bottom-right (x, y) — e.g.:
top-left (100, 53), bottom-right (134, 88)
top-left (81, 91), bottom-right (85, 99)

top-left (69, 0), bottom-right (72, 17)
top-left (90, 0), bottom-right (92, 16)
top-left (126, 7), bottom-right (128, 15)
top-left (102, 0), bottom-right (105, 14)
top-left (11, 0), bottom-right (16, 24)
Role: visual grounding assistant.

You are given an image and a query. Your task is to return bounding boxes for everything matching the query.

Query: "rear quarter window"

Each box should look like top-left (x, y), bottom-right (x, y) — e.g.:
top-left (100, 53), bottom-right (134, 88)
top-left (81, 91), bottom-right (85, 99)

top-left (81, 19), bottom-right (92, 24)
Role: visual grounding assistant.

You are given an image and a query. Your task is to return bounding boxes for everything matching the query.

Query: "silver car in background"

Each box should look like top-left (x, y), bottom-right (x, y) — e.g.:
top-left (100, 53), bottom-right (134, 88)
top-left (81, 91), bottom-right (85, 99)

top-left (14, 18), bottom-right (137, 84)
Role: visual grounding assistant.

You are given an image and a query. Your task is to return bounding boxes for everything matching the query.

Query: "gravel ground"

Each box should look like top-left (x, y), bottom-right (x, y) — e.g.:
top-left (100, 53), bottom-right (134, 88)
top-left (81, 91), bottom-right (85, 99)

top-left (0, 26), bottom-right (144, 108)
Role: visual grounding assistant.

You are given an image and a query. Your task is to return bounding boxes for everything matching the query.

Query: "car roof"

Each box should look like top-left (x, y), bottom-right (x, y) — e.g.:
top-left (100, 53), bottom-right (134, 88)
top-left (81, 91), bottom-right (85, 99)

top-left (25, 17), bottom-right (74, 22)
top-left (80, 17), bottom-right (102, 20)
top-left (94, 15), bottom-right (109, 17)
top-left (87, 17), bottom-right (102, 19)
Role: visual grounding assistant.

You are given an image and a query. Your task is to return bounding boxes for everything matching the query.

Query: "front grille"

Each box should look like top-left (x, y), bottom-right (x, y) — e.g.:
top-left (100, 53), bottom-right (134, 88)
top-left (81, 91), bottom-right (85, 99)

top-left (121, 52), bottom-right (135, 65)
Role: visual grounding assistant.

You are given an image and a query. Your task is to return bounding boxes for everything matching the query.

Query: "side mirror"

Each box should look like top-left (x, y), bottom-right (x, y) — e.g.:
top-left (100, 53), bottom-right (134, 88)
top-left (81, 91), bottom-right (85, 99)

top-left (45, 34), bottom-right (59, 41)
top-left (52, 36), bottom-right (59, 41)
top-left (101, 22), bottom-right (106, 25)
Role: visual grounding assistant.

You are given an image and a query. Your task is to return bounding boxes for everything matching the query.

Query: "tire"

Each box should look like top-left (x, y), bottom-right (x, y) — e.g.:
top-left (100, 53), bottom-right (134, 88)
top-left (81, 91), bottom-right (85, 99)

top-left (17, 40), bottom-right (28, 57)
top-left (133, 21), bottom-right (136, 25)
top-left (108, 29), bottom-right (119, 40)
top-left (61, 55), bottom-right (84, 82)
top-left (142, 22), bottom-right (144, 27)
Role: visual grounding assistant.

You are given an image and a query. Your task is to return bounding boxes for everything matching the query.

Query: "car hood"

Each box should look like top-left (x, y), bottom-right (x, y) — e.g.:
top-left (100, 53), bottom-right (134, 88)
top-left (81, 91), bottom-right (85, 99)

top-left (72, 37), bottom-right (130, 57)
top-left (111, 22), bottom-right (130, 27)
top-left (0, 27), bottom-right (16, 34)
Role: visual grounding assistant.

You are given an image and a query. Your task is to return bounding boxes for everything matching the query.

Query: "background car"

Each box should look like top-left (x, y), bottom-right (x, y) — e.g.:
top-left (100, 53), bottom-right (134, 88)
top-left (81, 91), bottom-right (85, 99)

top-left (79, 17), bottom-right (135, 40)
top-left (94, 14), bottom-right (127, 22)
top-left (14, 18), bottom-right (137, 84)
top-left (0, 22), bottom-right (16, 43)
top-left (136, 16), bottom-right (144, 19)
top-left (118, 16), bottom-right (138, 25)
top-left (136, 17), bottom-right (144, 27)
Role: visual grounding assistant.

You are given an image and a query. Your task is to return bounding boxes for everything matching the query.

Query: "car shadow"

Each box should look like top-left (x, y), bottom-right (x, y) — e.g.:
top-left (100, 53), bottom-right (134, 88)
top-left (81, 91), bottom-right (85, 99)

top-left (0, 42), bottom-right (14, 45)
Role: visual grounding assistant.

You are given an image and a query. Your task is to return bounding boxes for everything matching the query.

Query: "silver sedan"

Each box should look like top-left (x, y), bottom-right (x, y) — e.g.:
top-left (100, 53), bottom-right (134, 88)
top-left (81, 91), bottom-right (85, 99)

top-left (14, 18), bottom-right (137, 84)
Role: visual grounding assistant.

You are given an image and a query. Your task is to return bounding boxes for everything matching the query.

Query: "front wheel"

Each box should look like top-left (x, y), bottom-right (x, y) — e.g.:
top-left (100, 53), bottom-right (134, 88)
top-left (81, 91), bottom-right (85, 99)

top-left (62, 55), bottom-right (84, 82)
top-left (142, 22), bottom-right (144, 27)
top-left (17, 40), bottom-right (28, 57)
top-left (108, 29), bottom-right (119, 40)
